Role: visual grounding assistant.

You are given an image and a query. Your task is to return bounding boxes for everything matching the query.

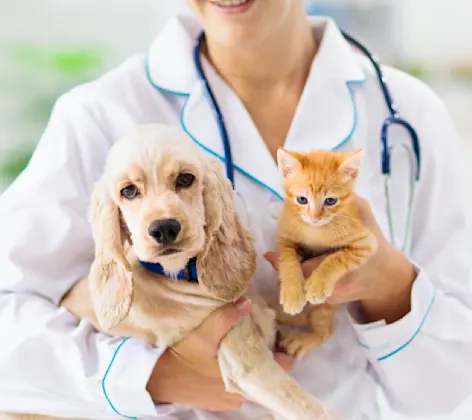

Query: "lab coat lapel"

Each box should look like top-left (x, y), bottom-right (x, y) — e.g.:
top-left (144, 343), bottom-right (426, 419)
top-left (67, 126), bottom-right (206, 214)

top-left (146, 15), bottom-right (201, 95)
top-left (184, 58), bottom-right (285, 199)
top-left (147, 15), bottom-right (284, 197)
top-left (284, 19), bottom-right (367, 153)
top-left (146, 15), bottom-right (228, 160)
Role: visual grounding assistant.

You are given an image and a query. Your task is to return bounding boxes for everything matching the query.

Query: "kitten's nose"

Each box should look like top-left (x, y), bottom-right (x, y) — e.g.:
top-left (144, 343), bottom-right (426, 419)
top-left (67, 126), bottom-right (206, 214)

top-left (148, 219), bottom-right (181, 244)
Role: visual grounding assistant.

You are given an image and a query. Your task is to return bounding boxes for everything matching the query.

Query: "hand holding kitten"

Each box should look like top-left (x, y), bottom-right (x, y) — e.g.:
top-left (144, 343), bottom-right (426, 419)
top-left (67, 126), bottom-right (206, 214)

top-left (270, 148), bottom-right (416, 359)
top-left (266, 195), bottom-right (416, 324)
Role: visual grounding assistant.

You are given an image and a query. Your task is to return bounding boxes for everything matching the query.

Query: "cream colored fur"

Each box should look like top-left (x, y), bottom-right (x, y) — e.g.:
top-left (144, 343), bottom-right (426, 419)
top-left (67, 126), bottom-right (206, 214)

top-left (2, 125), bottom-right (336, 420)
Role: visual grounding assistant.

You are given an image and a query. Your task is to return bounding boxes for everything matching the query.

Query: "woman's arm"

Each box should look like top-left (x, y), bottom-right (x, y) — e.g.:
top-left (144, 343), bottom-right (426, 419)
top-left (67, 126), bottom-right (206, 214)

top-left (350, 90), bottom-right (472, 416)
top-left (265, 86), bottom-right (472, 416)
top-left (0, 93), bottom-right (162, 419)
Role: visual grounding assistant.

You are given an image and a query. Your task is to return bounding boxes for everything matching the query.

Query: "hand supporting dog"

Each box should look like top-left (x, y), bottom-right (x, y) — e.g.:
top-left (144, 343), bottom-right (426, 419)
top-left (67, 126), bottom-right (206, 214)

top-left (2, 125), bottom-right (338, 420)
top-left (147, 299), bottom-right (295, 411)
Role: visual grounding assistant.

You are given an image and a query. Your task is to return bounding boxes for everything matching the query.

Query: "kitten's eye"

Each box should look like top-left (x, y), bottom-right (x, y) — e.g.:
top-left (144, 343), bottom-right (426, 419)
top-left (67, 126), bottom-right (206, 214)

top-left (121, 185), bottom-right (140, 200)
top-left (176, 173), bottom-right (195, 188)
top-left (296, 196), bottom-right (308, 205)
top-left (324, 197), bottom-right (338, 206)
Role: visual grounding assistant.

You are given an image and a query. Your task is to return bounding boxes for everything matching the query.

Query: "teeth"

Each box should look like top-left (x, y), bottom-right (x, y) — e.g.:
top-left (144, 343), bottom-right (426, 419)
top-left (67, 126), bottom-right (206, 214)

top-left (210, 0), bottom-right (250, 7)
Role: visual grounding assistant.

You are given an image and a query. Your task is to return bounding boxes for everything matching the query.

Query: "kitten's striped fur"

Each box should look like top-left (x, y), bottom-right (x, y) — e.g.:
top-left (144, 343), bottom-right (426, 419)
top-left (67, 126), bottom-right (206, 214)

top-left (276, 148), bottom-right (377, 359)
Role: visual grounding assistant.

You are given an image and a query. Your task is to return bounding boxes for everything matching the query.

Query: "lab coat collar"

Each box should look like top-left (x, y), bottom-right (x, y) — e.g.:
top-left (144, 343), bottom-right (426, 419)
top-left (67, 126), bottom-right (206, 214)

top-left (147, 14), bottom-right (202, 95)
top-left (147, 15), bottom-right (365, 96)
top-left (147, 15), bottom-right (367, 199)
top-left (282, 18), bottom-right (367, 153)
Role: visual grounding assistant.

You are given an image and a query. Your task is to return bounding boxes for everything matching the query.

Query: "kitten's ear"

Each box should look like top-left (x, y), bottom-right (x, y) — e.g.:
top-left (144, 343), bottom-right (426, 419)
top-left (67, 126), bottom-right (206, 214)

top-left (277, 148), bottom-right (302, 179)
top-left (339, 148), bottom-right (363, 181)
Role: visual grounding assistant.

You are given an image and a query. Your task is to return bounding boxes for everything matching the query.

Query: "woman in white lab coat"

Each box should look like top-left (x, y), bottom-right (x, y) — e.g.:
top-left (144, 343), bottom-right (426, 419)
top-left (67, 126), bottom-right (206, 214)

top-left (1, 1), bottom-right (472, 419)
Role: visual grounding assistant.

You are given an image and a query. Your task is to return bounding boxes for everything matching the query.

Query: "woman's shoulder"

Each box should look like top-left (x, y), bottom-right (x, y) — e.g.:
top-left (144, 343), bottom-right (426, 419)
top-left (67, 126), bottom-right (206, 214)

top-left (359, 55), bottom-right (449, 128)
top-left (384, 65), bottom-right (445, 112)
top-left (48, 52), bottom-right (181, 144)
top-left (62, 53), bottom-right (151, 111)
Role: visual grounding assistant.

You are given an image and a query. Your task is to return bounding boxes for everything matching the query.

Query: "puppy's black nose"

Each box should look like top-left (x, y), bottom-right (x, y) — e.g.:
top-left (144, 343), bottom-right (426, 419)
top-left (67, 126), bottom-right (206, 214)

top-left (148, 219), bottom-right (181, 244)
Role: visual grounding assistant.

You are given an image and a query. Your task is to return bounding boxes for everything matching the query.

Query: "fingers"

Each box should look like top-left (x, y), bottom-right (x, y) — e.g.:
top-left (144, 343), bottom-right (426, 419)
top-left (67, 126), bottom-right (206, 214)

top-left (265, 251), bottom-right (325, 278)
top-left (301, 256), bottom-right (326, 278)
top-left (326, 280), bottom-right (354, 304)
top-left (326, 274), bottom-right (367, 304)
top-left (354, 195), bottom-right (382, 234)
top-left (208, 393), bottom-right (246, 412)
top-left (354, 194), bottom-right (369, 211)
top-left (192, 298), bottom-right (252, 356)
top-left (264, 252), bottom-right (279, 270)
top-left (274, 352), bottom-right (295, 372)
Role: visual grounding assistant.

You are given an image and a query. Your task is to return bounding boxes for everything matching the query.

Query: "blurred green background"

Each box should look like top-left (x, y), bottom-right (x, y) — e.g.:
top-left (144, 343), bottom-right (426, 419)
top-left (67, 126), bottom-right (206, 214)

top-left (0, 44), bottom-right (103, 186)
top-left (0, 0), bottom-right (183, 190)
top-left (2, 0), bottom-right (472, 193)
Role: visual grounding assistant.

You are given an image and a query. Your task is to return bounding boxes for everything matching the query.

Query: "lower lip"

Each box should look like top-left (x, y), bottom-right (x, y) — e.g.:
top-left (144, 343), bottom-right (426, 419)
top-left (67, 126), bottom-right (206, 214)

top-left (209, 0), bottom-right (255, 15)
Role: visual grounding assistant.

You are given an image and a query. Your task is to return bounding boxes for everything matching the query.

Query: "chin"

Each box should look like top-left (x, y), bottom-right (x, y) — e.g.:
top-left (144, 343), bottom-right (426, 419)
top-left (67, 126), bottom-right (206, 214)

top-left (204, 3), bottom-right (275, 48)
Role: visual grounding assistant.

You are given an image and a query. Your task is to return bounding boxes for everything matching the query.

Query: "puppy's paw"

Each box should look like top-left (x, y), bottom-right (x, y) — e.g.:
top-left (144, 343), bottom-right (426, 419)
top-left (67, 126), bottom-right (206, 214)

top-left (280, 282), bottom-right (306, 315)
top-left (279, 331), bottom-right (322, 360)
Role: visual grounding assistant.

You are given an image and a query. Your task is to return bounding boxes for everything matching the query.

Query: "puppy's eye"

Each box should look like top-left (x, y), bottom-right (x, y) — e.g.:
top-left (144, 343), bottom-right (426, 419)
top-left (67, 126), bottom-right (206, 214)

top-left (296, 196), bottom-right (308, 205)
top-left (121, 185), bottom-right (140, 199)
top-left (176, 173), bottom-right (195, 188)
top-left (324, 197), bottom-right (338, 206)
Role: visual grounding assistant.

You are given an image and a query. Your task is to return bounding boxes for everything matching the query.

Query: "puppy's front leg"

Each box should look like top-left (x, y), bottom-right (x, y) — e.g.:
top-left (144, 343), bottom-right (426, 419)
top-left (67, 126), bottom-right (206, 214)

top-left (217, 316), bottom-right (336, 420)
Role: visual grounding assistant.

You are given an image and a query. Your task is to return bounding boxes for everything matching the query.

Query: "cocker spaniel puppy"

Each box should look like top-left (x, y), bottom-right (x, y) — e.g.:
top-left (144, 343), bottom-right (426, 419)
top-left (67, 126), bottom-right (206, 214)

top-left (3, 125), bottom-right (336, 420)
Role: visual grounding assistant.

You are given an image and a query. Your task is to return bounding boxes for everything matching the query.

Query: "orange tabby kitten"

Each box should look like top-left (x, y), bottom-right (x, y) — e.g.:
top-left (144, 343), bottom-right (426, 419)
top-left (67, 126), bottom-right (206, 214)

top-left (275, 148), bottom-right (377, 359)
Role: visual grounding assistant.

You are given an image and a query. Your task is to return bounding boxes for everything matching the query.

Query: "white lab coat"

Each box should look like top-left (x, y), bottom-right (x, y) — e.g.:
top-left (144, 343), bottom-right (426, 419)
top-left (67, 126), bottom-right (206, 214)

top-left (1, 14), bottom-right (472, 420)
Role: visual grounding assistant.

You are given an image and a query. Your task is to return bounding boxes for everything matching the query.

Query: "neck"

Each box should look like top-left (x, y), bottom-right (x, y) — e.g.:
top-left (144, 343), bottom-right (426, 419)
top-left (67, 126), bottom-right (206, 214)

top-left (204, 13), bottom-right (316, 93)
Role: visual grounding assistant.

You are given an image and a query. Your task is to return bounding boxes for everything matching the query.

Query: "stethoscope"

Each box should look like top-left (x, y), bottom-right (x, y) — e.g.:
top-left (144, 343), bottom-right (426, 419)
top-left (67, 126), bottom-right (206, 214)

top-left (193, 31), bottom-right (421, 255)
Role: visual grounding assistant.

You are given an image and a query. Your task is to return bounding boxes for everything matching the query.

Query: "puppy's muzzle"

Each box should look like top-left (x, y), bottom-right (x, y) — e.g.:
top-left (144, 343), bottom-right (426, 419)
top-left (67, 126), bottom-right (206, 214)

top-left (148, 219), bottom-right (181, 244)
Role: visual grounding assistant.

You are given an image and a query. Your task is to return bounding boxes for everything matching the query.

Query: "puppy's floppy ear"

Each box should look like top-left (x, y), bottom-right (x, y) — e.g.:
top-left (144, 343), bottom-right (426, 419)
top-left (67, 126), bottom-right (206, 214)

top-left (198, 159), bottom-right (256, 302)
top-left (88, 179), bottom-right (133, 330)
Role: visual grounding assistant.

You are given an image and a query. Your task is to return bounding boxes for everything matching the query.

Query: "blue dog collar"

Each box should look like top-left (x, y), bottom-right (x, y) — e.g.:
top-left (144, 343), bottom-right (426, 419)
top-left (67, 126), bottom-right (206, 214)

top-left (139, 257), bottom-right (198, 283)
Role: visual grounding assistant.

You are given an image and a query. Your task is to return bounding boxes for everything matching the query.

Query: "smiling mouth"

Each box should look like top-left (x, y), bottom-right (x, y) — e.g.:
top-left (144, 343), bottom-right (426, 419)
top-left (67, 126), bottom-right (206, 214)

top-left (209, 0), bottom-right (254, 13)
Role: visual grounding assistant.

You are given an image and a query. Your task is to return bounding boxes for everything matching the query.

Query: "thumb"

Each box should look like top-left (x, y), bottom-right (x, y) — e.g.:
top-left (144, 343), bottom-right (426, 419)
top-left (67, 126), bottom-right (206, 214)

top-left (355, 195), bottom-right (380, 233)
top-left (194, 298), bottom-right (252, 356)
top-left (264, 252), bottom-right (279, 271)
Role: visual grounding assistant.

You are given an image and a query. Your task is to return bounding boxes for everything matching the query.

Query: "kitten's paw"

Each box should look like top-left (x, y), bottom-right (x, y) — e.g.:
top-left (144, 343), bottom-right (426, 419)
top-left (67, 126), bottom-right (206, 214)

top-left (279, 331), bottom-right (323, 360)
top-left (280, 283), bottom-right (306, 315)
top-left (305, 277), bottom-right (335, 305)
